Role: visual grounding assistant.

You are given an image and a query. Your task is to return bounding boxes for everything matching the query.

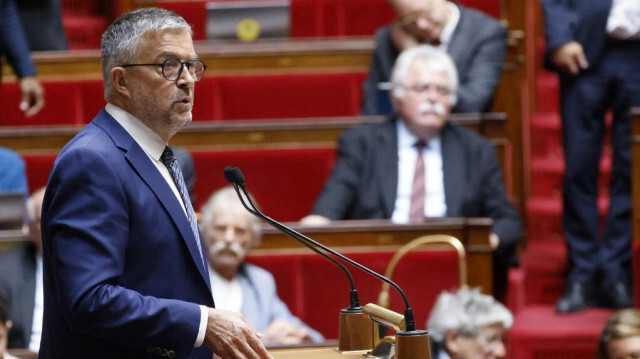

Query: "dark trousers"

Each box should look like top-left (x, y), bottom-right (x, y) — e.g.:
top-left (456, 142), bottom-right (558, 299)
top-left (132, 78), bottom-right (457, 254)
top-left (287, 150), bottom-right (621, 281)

top-left (560, 40), bottom-right (640, 286)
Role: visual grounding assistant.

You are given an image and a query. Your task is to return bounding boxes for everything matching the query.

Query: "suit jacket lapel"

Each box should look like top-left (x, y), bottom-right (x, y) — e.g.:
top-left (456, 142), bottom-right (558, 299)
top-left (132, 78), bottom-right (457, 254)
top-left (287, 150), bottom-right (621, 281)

top-left (441, 124), bottom-right (465, 216)
top-left (377, 117), bottom-right (400, 217)
top-left (93, 111), bottom-right (211, 288)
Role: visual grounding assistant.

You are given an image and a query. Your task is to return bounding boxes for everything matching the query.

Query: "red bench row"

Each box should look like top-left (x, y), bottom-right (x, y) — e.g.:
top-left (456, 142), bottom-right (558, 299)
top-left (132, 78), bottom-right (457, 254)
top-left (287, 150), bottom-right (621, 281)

top-left (157, 0), bottom-right (500, 41)
top-left (23, 147), bottom-right (336, 221)
top-left (0, 72), bottom-right (367, 127)
top-left (247, 249), bottom-right (461, 339)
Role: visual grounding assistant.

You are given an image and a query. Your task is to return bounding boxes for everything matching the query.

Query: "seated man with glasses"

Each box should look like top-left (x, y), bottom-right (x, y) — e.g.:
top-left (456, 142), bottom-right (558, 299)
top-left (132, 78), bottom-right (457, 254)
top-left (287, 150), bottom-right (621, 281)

top-left (301, 45), bottom-right (521, 301)
top-left (361, 0), bottom-right (507, 115)
top-left (427, 286), bottom-right (513, 359)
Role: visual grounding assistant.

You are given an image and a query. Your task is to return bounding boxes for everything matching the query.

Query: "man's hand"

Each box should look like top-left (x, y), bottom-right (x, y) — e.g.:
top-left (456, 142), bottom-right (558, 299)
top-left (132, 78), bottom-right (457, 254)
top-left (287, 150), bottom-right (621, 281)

top-left (299, 214), bottom-right (331, 226)
top-left (550, 41), bottom-right (589, 75)
top-left (391, 23), bottom-right (421, 52)
top-left (263, 320), bottom-right (312, 345)
top-left (18, 76), bottom-right (45, 117)
top-left (204, 308), bottom-right (272, 359)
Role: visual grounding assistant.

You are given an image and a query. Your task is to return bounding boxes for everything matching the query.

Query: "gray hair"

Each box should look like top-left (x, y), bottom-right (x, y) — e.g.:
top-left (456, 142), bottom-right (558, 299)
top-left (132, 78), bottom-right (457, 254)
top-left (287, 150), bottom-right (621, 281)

top-left (199, 186), bottom-right (262, 246)
top-left (390, 45), bottom-right (458, 106)
top-left (427, 286), bottom-right (513, 342)
top-left (101, 7), bottom-right (193, 100)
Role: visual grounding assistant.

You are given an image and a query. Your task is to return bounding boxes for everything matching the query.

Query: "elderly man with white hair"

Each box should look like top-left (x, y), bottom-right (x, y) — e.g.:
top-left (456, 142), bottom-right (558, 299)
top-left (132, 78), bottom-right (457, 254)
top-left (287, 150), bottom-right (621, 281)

top-left (427, 286), bottom-right (513, 359)
top-left (302, 45), bottom-right (521, 300)
top-left (200, 187), bottom-right (324, 346)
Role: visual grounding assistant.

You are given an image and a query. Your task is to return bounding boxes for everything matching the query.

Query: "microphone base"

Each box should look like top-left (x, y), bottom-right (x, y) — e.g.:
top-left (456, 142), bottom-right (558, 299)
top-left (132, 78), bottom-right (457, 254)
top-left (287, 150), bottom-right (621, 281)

top-left (395, 330), bottom-right (431, 359)
top-left (338, 308), bottom-right (375, 352)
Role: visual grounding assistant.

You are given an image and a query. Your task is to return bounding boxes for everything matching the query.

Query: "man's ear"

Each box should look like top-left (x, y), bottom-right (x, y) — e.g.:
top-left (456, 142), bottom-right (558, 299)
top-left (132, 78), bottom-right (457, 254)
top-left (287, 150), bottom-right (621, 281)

top-left (5, 320), bottom-right (12, 331)
top-left (111, 67), bottom-right (131, 99)
top-left (445, 330), bottom-right (461, 354)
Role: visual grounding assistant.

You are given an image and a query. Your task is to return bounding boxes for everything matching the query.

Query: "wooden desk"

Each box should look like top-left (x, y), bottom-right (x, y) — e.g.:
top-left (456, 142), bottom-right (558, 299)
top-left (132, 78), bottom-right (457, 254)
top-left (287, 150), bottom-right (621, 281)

top-left (257, 218), bottom-right (494, 294)
top-left (270, 347), bottom-right (366, 359)
top-left (0, 113), bottom-right (506, 154)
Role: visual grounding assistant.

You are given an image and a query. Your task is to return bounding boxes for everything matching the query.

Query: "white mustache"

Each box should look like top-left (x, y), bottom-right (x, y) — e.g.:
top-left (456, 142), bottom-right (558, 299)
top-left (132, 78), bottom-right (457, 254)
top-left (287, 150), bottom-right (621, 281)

top-left (209, 241), bottom-right (246, 258)
top-left (417, 102), bottom-right (446, 116)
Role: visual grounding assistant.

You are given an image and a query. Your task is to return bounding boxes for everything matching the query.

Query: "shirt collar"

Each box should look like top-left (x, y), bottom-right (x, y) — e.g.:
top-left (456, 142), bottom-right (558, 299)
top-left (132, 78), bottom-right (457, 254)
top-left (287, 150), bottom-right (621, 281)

top-left (440, 2), bottom-right (460, 47)
top-left (105, 103), bottom-right (168, 162)
top-left (396, 118), bottom-right (441, 150)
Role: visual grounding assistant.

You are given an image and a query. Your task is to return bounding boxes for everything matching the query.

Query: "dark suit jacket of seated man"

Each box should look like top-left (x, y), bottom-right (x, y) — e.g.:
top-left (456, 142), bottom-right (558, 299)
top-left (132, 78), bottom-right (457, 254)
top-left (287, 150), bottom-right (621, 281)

top-left (306, 45), bottom-right (521, 301)
top-left (361, 0), bottom-right (507, 115)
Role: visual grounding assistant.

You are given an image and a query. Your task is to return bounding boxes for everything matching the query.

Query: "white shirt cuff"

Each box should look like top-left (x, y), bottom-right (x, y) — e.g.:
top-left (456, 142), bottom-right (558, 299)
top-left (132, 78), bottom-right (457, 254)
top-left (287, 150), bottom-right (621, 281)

top-left (195, 305), bottom-right (208, 347)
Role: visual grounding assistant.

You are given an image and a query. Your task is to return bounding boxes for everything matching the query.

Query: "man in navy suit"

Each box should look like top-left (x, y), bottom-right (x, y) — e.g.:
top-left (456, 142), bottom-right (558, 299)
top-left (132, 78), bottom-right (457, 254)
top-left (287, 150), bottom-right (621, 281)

top-left (361, 0), bottom-right (507, 115)
top-left (542, 0), bottom-right (640, 313)
top-left (40, 8), bottom-right (271, 359)
top-left (302, 45), bottom-right (521, 301)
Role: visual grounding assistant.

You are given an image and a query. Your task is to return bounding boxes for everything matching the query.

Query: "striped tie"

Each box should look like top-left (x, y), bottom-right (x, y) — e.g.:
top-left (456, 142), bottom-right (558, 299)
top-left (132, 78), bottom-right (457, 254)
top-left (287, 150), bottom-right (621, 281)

top-left (409, 141), bottom-right (426, 221)
top-left (161, 146), bottom-right (204, 264)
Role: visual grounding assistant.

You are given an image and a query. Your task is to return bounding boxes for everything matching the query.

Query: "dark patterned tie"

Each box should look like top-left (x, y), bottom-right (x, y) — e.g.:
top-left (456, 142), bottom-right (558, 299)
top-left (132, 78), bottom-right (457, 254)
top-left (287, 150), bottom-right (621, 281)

top-left (409, 140), bottom-right (426, 221)
top-left (161, 146), bottom-right (204, 264)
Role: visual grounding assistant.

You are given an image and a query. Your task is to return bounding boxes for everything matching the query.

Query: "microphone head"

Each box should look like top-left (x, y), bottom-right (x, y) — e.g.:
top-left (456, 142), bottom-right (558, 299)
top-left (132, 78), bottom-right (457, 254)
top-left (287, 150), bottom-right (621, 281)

top-left (223, 166), bottom-right (245, 185)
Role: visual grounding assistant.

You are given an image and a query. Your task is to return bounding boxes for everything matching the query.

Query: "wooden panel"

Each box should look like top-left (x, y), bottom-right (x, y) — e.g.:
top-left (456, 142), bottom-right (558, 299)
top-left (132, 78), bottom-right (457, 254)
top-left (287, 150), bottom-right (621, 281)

top-left (0, 113), bottom-right (506, 153)
top-left (257, 217), bottom-right (494, 294)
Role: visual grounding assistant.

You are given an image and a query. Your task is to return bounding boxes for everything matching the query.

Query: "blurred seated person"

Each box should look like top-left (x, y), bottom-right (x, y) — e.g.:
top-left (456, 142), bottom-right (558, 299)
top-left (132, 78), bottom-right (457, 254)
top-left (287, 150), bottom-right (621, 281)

top-left (427, 286), bottom-right (512, 359)
top-left (0, 187), bottom-right (45, 351)
top-left (597, 308), bottom-right (640, 359)
top-left (199, 187), bottom-right (324, 345)
top-left (361, 0), bottom-right (507, 115)
top-left (16, 0), bottom-right (67, 51)
top-left (302, 45), bottom-right (521, 301)
top-left (0, 294), bottom-right (21, 359)
top-left (0, 148), bottom-right (28, 195)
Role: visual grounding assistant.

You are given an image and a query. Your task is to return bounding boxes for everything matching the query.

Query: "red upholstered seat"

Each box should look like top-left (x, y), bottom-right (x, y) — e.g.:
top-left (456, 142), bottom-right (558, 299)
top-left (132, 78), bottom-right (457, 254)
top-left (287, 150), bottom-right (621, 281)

top-left (191, 147), bottom-right (336, 221)
top-left (298, 250), bottom-right (461, 339)
top-left (509, 306), bottom-right (613, 359)
top-left (0, 82), bottom-right (84, 127)
top-left (23, 154), bottom-right (57, 193)
top-left (203, 73), bottom-right (367, 121)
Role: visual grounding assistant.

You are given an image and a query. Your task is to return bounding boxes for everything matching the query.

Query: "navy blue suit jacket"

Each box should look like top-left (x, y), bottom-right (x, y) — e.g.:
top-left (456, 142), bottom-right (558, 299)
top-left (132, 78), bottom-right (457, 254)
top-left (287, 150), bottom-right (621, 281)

top-left (542, 0), bottom-right (612, 72)
top-left (0, 0), bottom-right (37, 78)
top-left (40, 110), bottom-right (214, 359)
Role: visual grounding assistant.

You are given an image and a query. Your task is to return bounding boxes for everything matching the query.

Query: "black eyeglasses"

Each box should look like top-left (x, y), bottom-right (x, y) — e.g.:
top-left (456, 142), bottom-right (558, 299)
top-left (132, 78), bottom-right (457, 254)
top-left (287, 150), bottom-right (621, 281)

top-left (120, 58), bottom-right (207, 82)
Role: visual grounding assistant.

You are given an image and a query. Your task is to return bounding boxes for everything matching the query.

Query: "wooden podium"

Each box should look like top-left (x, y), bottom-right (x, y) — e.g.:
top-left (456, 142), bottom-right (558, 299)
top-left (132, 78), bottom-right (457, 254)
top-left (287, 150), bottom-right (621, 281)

top-left (270, 347), bottom-right (367, 358)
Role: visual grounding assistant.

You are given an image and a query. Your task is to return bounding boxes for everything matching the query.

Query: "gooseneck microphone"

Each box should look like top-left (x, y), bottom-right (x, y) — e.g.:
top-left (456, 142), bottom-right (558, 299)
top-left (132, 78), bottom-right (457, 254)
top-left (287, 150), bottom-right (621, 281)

top-left (223, 166), bottom-right (361, 310)
top-left (223, 166), bottom-right (417, 332)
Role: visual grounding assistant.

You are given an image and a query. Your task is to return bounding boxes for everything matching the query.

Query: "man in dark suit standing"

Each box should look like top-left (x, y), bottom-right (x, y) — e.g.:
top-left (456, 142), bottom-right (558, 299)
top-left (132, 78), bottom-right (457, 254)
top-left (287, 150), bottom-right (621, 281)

top-left (40, 8), bottom-right (271, 359)
top-left (361, 0), bottom-right (507, 115)
top-left (0, 0), bottom-right (45, 117)
top-left (303, 45), bottom-right (521, 301)
top-left (542, 0), bottom-right (640, 313)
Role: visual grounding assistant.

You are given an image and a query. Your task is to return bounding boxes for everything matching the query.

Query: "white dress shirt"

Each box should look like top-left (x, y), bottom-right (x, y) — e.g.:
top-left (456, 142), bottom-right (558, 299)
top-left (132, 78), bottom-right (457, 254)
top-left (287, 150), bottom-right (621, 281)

top-left (439, 2), bottom-right (461, 50)
top-left (208, 266), bottom-right (244, 313)
top-left (29, 254), bottom-right (43, 352)
top-left (607, 0), bottom-right (640, 40)
top-left (392, 120), bottom-right (447, 223)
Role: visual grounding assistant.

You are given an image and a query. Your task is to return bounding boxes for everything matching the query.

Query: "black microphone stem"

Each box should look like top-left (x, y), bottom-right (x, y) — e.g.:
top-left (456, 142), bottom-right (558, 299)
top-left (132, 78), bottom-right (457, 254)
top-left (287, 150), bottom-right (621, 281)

top-left (230, 183), bottom-right (361, 310)
top-left (235, 181), bottom-right (416, 331)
